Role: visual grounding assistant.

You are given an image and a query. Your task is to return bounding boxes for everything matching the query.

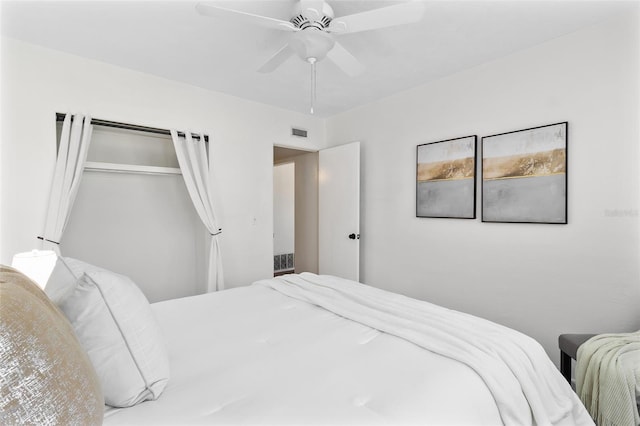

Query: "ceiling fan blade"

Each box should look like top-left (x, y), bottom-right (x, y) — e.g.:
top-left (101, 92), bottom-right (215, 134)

top-left (258, 43), bottom-right (294, 73)
top-left (195, 3), bottom-right (298, 32)
top-left (326, 42), bottom-right (365, 77)
top-left (328, 1), bottom-right (425, 34)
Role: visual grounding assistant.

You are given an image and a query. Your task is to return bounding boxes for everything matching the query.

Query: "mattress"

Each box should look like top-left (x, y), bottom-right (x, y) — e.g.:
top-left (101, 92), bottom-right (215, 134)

top-left (103, 282), bottom-right (503, 425)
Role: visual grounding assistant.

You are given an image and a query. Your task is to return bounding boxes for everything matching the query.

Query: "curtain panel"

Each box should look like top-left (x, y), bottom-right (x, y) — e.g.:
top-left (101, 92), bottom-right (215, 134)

top-left (42, 114), bottom-right (93, 254)
top-left (170, 130), bottom-right (224, 292)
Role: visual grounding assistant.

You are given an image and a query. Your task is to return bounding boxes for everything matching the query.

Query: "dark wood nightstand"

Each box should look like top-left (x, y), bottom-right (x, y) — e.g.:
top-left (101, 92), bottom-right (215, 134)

top-left (558, 334), bottom-right (596, 383)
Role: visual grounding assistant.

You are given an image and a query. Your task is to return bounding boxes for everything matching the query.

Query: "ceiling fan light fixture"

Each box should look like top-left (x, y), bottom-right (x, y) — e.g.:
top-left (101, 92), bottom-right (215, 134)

top-left (290, 29), bottom-right (335, 62)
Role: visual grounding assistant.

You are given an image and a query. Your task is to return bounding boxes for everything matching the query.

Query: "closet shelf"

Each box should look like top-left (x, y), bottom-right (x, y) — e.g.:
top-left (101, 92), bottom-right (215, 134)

top-left (84, 161), bottom-right (181, 176)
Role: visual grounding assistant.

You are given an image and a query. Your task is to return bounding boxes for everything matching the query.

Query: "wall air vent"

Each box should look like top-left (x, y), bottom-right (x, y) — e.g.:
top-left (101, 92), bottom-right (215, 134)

top-left (291, 128), bottom-right (308, 138)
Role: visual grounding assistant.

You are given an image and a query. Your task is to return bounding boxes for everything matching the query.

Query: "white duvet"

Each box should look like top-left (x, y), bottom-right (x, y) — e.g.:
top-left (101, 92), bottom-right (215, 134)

top-left (104, 273), bottom-right (593, 425)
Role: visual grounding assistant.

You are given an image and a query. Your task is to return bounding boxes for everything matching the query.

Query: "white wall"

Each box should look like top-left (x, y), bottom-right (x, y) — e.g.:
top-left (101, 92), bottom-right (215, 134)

top-left (326, 13), bottom-right (640, 363)
top-left (292, 151), bottom-right (319, 274)
top-left (0, 37), bottom-right (326, 291)
top-left (273, 162), bottom-right (295, 256)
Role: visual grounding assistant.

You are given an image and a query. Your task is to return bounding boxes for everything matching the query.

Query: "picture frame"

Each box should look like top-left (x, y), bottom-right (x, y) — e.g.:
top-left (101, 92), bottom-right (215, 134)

top-left (482, 122), bottom-right (568, 224)
top-left (416, 135), bottom-right (477, 219)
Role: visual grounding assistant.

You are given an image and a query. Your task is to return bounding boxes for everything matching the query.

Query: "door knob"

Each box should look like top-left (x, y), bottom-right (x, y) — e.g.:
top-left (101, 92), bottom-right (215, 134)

top-left (348, 233), bottom-right (360, 240)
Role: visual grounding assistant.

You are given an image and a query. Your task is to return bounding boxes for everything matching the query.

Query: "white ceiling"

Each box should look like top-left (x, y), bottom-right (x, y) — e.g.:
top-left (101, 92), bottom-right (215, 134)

top-left (1, 0), bottom-right (634, 117)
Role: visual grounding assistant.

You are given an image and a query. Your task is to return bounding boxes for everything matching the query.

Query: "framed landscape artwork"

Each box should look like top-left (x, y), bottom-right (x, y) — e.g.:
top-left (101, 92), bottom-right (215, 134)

top-left (416, 135), bottom-right (477, 219)
top-left (482, 122), bottom-right (568, 224)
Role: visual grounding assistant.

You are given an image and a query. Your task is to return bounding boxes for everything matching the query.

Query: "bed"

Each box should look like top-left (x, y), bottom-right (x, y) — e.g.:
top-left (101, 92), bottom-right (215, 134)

top-left (103, 273), bottom-right (592, 426)
top-left (1, 264), bottom-right (594, 425)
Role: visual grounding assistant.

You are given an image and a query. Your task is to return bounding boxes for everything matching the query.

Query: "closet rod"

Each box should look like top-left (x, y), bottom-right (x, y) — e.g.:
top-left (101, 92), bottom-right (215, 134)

top-left (55, 113), bottom-right (209, 142)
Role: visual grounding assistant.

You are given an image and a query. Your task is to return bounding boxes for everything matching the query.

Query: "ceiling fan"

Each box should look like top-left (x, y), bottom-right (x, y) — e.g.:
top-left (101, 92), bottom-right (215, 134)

top-left (196, 0), bottom-right (426, 113)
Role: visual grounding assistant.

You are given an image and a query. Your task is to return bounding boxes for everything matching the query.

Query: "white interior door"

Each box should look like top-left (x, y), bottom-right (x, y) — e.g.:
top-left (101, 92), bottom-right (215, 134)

top-left (318, 141), bottom-right (360, 281)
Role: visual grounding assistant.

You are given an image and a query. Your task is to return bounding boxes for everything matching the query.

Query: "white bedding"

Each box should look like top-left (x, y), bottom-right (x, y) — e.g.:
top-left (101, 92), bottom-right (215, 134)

top-left (103, 274), bottom-right (591, 425)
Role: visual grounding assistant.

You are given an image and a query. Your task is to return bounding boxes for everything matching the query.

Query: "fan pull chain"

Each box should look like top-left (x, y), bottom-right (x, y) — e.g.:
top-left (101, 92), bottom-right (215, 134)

top-left (309, 57), bottom-right (317, 114)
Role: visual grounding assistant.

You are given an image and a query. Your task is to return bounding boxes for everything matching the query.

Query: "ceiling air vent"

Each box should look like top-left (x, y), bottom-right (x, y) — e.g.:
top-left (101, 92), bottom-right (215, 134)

top-left (292, 128), bottom-right (308, 138)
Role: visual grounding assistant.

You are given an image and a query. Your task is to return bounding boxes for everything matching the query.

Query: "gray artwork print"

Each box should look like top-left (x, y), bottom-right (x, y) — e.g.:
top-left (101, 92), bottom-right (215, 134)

top-left (482, 123), bottom-right (567, 223)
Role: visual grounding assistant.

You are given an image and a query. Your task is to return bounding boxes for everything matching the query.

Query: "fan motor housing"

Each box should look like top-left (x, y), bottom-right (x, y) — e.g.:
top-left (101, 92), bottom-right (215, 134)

top-left (291, 14), bottom-right (332, 30)
top-left (290, 2), bottom-right (334, 30)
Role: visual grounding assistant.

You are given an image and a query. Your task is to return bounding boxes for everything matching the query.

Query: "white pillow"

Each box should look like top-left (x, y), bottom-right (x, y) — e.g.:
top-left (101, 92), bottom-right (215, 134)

top-left (59, 270), bottom-right (170, 407)
top-left (45, 256), bottom-right (106, 305)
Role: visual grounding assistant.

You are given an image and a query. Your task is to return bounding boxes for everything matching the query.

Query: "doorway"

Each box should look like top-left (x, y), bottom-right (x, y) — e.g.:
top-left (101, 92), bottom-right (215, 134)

top-left (273, 146), bottom-right (319, 277)
top-left (273, 162), bottom-right (295, 275)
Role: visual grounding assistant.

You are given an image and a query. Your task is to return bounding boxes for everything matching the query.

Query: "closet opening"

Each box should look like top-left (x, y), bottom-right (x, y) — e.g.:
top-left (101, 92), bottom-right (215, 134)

top-left (59, 121), bottom-right (207, 302)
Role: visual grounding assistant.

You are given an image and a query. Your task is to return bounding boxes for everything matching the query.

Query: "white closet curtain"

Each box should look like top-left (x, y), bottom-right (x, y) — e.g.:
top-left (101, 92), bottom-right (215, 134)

top-left (42, 113), bottom-right (93, 254)
top-left (170, 130), bottom-right (224, 292)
